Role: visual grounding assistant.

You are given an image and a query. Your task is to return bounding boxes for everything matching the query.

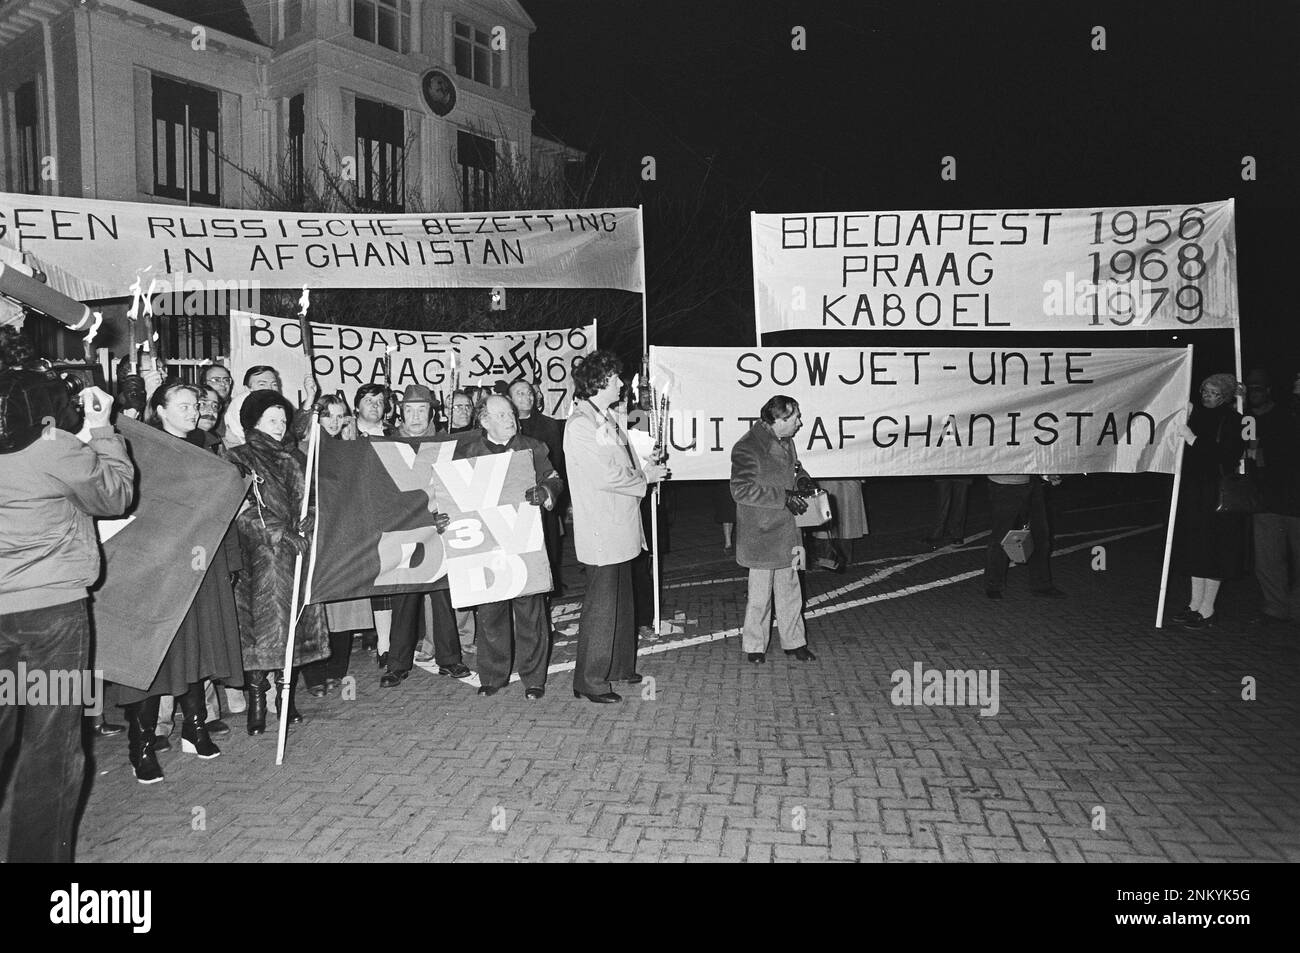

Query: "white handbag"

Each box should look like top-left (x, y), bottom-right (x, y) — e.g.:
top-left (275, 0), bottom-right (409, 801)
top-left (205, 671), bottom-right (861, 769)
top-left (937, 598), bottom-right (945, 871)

top-left (795, 489), bottom-right (832, 528)
top-left (1001, 525), bottom-right (1033, 564)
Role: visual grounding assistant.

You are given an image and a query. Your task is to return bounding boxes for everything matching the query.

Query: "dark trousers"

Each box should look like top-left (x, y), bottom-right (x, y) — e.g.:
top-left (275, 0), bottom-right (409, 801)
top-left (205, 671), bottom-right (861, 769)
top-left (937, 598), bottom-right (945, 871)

top-left (477, 593), bottom-right (549, 690)
top-left (984, 481), bottom-right (1052, 592)
top-left (632, 551), bottom-right (653, 629)
top-left (929, 478), bottom-right (971, 543)
top-left (543, 509), bottom-right (564, 594)
top-left (575, 560), bottom-right (635, 695)
top-left (389, 589), bottom-right (461, 672)
top-left (0, 599), bottom-right (89, 863)
top-left (1253, 512), bottom-right (1300, 620)
top-left (302, 631), bottom-right (355, 688)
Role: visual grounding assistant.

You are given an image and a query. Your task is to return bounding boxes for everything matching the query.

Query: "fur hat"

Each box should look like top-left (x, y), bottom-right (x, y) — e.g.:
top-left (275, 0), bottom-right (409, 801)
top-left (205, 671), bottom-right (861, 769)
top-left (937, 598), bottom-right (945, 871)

top-left (240, 389), bottom-right (295, 435)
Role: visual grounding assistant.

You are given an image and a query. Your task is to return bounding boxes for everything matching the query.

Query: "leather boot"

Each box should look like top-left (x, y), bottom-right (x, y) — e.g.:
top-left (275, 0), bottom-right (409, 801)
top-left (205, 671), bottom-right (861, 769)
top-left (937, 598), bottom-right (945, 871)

top-left (125, 698), bottom-right (164, 784)
top-left (177, 682), bottom-right (221, 759)
top-left (244, 671), bottom-right (269, 736)
top-left (274, 669), bottom-right (304, 725)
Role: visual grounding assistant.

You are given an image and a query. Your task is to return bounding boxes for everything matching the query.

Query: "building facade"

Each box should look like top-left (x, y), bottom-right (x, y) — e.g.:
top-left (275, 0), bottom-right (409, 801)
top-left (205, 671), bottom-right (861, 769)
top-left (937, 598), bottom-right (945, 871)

top-left (0, 0), bottom-right (570, 210)
top-left (0, 0), bottom-right (579, 362)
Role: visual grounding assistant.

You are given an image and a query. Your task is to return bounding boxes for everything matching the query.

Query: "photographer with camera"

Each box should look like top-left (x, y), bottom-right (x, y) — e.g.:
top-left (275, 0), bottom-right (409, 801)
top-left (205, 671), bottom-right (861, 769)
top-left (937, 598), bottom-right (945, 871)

top-left (0, 328), bottom-right (135, 862)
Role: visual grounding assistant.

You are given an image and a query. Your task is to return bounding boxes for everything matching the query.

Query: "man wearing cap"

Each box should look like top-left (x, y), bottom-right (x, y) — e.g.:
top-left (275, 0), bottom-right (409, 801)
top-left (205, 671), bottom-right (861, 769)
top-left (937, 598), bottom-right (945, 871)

top-left (382, 383), bottom-right (472, 686)
top-left (396, 382), bottom-right (436, 438)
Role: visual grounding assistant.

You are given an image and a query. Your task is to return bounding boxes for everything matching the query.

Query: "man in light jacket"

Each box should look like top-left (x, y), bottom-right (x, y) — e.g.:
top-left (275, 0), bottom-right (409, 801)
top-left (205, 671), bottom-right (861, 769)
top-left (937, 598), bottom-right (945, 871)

top-left (564, 351), bottom-right (667, 703)
top-left (0, 339), bottom-right (134, 862)
top-left (731, 395), bottom-right (818, 664)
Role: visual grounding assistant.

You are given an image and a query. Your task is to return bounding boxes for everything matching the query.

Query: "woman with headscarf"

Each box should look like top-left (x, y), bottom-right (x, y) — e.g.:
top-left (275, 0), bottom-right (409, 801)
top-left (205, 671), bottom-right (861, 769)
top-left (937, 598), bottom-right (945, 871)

top-left (1169, 372), bottom-right (1249, 629)
top-left (116, 380), bottom-right (244, 783)
top-left (301, 394), bottom-right (372, 696)
top-left (225, 390), bottom-right (330, 734)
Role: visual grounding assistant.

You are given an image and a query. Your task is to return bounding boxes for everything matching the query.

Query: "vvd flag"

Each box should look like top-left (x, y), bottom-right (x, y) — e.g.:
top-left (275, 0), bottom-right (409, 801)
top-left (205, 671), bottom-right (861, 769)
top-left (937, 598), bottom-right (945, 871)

top-left (311, 437), bottom-right (552, 609)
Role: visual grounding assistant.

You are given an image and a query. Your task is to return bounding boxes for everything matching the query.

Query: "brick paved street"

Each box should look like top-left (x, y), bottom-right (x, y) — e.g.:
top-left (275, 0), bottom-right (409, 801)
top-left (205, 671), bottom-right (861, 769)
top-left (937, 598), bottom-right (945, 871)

top-left (60, 477), bottom-right (1300, 861)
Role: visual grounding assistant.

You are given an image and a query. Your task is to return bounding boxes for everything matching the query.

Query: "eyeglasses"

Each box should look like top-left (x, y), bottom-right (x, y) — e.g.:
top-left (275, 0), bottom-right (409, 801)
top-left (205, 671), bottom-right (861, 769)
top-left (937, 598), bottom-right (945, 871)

top-left (198, 400), bottom-right (220, 410)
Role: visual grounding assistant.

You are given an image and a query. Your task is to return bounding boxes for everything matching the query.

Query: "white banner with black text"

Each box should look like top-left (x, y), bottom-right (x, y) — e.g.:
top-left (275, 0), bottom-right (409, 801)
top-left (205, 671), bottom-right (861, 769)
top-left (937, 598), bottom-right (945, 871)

top-left (751, 200), bottom-right (1237, 334)
top-left (230, 310), bottom-right (595, 417)
top-left (0, 193), bottom-right (644, 300)
top-left (649, 345), bottom-right (1193, 479)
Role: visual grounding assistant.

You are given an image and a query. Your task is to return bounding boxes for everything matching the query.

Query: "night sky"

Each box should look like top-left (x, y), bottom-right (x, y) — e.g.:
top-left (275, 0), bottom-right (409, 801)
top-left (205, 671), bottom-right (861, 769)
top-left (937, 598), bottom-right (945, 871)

top-left (526, 0), bottom-right (1299, 377)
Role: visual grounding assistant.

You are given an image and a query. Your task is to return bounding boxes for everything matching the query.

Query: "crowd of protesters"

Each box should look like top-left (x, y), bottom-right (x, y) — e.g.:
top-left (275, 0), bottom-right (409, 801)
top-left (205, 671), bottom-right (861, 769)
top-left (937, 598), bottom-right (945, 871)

top-left (3, 314), bottom-right (1299, 862)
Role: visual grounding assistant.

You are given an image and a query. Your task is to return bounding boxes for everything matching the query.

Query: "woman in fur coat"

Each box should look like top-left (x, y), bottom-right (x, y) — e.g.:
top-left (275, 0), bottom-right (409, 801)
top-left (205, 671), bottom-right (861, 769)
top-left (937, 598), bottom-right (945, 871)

top-left (225, 390), bottom-right (329, 735)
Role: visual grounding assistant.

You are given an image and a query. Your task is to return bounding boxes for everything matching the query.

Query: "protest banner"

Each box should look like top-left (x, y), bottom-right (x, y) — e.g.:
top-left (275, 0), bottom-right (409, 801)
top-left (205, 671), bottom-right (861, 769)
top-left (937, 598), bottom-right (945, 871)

top-left (230, 310), bottom-right (595, 416)
top-left (649, 345), bottom-right (1192, 479)
top-left (93, 417), bottom-right (249, 690)
top-left (0, 193), bottom-right (644, 300)
top-left (751, 200), bottom-right (1237, 334)
top-left (310, 437), bottom-right (552, 610)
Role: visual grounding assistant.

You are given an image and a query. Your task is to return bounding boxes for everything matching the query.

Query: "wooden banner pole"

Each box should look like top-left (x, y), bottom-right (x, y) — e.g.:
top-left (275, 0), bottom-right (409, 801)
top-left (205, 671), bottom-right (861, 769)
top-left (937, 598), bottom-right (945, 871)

top-left (1156, 344), bottom-right (1195, 629)
top-left (276, 413), bottom-right (319, 765)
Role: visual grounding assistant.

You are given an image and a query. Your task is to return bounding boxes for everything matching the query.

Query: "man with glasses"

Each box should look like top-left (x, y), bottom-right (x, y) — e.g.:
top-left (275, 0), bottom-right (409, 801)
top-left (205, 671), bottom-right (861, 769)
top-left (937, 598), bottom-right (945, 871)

top-left (194, 386), bottom-right (224, 451)
top-left (458, 395), bottom-right (564, 698)
top-left (447, 389), bottom-right (476, 434)
top-left (201, 363), bottom-right (233, 441)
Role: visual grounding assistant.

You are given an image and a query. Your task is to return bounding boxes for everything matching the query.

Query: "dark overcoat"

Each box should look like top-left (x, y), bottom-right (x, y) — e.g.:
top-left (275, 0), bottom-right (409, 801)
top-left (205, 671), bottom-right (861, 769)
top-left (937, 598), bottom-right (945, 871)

top-left (1172, 402), bottom-right (1249, 580)
top-left (225, 429), bottom-right (329, 670)
top-left (731, 422), bottom-right (803, 570)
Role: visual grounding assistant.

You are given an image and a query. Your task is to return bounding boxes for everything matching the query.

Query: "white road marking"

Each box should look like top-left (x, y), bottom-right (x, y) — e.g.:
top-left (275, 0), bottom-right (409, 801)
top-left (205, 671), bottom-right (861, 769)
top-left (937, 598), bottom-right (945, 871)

top-left (419, 521), bottom-right (1163, 683)
top-left (546, 522), bottom-right (1163, 673)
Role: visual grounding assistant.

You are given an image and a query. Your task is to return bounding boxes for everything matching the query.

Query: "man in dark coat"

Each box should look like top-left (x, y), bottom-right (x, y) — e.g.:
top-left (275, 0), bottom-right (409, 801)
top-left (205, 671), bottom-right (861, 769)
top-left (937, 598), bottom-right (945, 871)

top-left (459, 395), bottom-right (565, 698)
top-left (1245, 368), bottom-right (1300, 625)
top-left (510, 379), bottom-right (566, 593)
top-left (730, 395), bottom-right (817, 664)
